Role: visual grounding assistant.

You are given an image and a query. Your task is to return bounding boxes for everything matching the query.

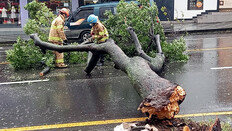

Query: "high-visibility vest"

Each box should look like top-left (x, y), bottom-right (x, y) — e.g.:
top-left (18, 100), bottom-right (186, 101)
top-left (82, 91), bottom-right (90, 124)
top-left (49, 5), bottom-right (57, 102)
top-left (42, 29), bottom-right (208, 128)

top-left (48, 15), bottom-right (67, 43)
top-left (91, 22), bottom-right (109, 43)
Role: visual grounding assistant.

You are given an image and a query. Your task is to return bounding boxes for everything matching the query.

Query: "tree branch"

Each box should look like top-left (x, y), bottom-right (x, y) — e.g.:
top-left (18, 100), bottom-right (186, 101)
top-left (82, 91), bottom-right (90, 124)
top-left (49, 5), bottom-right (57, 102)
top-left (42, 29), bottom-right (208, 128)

top-left (127, 27), bottom-right (152, 62)
top-left (127, 27), bottom-right (165, 72)
top-left (30, 34), bottom-right (105, 53)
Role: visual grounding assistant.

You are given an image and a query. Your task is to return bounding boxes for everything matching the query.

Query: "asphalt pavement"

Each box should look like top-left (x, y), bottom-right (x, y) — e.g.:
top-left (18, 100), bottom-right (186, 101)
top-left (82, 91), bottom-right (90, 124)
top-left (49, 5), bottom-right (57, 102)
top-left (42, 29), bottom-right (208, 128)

top-left (0, 31), bottom-right (232, 130)
top-left (1, 21), bottom-right (232, 130)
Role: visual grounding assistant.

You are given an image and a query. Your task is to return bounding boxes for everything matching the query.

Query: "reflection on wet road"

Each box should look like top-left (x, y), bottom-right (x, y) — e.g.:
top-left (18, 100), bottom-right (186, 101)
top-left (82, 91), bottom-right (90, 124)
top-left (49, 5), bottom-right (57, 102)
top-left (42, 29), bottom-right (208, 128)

top-left (162, 34), bottom-right (232, 115)
top-left (0, 67), bottom-right (144, 129)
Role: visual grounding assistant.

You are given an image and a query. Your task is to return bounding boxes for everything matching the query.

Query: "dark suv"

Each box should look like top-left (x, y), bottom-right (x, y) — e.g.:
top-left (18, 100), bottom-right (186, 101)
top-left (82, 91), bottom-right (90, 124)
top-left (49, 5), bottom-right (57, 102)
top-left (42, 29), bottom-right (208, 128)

top-left (65, 2), bottom-right (118, 41)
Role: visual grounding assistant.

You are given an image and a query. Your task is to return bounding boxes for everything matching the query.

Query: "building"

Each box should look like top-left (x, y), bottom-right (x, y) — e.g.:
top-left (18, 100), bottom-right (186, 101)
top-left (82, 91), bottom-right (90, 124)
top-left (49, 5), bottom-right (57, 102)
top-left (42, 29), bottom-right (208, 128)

top-left (156, 0), bottom-right (219, 20)
top-left (0, 0), bottom-right (20, 26)
top-left (174, 0), bottom-right (219, 20)
top-left (0, 0), bottom-right (78, 28)
top-left (0, 0), bottom-right (231, 28)
top-left (219, 0), bottom-right (232, 12)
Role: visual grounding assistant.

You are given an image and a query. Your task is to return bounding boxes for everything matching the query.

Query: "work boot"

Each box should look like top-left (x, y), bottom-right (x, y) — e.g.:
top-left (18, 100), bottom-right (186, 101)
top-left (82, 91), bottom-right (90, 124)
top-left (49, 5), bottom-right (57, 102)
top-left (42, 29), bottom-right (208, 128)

top-left (84, 69), bottom-right (92, 78)
top-left (96, 61), bottom-right (103, 66)
top-left (97, 56), bottom-right (104, 66)
top-left (55, 63), bottom-right (68, 68)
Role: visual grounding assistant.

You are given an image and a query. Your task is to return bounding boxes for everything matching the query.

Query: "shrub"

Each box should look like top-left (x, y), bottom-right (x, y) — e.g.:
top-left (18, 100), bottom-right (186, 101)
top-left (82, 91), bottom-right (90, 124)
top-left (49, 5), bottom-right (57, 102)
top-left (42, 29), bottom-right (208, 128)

top-left (162, 37), bottom-right (189, 62)
top-left (64, 43), bottom-right (88, 64)
top-left (7, 0), bottom-right (83, 70)
top-left (6, 38), bottom-right (44, 70)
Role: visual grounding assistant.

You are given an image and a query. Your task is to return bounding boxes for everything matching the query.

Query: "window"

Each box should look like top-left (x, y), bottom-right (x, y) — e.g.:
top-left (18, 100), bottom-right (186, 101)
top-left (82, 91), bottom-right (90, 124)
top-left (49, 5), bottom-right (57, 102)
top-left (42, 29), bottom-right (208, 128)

top-left (99, 7), bottom-right (114, 19)
top-left (0, 0), bottom-right (20, 25)
top-left (73, 9), bottom-right (94, 22)
top-left (188, 0), bottom-right (203, 10)
top-left (37, 0), bottom-right (72, 15)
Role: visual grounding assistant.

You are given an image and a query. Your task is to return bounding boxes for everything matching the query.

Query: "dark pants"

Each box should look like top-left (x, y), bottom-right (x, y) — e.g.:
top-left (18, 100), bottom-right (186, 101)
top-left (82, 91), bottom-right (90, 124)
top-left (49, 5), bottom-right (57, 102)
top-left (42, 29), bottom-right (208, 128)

top-left (84, 52), bottom-right (101, 74)
top-left (84, 40), bottom-right (107, 74)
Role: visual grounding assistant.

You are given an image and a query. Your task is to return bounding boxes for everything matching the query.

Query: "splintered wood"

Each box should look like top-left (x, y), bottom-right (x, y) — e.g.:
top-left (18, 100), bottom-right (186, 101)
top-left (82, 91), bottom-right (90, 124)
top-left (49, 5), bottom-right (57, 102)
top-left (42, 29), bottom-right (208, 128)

top-left (138, 86), bottom-right (186, 119)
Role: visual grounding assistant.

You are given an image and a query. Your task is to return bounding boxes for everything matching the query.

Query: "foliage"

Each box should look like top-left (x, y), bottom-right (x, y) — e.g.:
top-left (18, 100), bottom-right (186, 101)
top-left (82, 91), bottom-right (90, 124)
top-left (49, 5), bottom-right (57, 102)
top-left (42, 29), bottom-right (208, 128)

top-left (6, 0), bottom-right (55, 70)
top-left (6, 37), bottom-right (45, 70)
top-left (24, 0), bottom-right (56, 41)
top-left (221, 122), bottom-right (232, 131)
top-left (162, 37), bottom-right (189, 62)
top-left (64, 43), bottom-right (88, 64)
top-left (104, 0), bottom-right (165, 57)
top-left (104, 0), bottom-right (188, 61)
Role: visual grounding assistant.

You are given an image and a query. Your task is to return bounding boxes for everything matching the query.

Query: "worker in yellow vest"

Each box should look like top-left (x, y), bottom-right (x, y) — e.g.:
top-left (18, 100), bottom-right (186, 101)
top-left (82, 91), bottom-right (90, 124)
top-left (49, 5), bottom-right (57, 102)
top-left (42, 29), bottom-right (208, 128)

top-left (86, 14), bottom-right (109, 67)
top-left (87, 14), bottom-right (109, 44)
top-left (48, 8), bottom-right (69, 68)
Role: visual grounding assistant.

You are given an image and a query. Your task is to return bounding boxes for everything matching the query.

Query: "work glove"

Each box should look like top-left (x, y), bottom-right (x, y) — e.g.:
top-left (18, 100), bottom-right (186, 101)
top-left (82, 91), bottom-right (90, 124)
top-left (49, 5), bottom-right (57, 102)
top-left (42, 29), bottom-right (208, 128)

top-left (63, 39), bottom-right (68, 45)
top-left (80, 37), bottom-right (93, 45)
top-left (86, 37), bottom-right (93, 43)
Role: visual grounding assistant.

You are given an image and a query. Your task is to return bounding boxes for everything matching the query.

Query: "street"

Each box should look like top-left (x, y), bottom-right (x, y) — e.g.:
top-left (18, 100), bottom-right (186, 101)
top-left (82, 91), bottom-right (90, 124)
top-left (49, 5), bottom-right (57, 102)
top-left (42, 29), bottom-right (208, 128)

top-left (0, 32), bottom-right (232, 130)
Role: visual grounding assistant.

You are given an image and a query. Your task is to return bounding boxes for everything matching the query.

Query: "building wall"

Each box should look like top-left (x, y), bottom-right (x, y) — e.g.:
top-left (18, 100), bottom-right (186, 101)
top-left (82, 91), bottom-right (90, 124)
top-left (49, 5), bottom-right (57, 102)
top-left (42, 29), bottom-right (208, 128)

top-left (19, 0), bottom-right (78, 28)
top-left (20, 0), bottom-right (28, 28)
top-left (72, 0), bottom-right (79, 11)
top-left (220, 0), bottom-right (232, 9)
top-left (0, 0), bottom-right (21, 26)
top-left (174, 0), bottom-right (218, 19)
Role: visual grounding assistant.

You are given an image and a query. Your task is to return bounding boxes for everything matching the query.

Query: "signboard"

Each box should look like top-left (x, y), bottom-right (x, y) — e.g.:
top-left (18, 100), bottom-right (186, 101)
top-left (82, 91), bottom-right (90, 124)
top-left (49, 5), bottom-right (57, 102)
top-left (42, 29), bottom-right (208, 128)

top-left (188, 0), bottom-right (203, 10)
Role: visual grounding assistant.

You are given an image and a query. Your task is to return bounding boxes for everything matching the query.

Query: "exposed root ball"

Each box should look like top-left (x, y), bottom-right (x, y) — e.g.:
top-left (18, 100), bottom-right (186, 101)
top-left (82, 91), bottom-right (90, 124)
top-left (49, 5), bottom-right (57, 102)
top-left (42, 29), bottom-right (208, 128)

top-left (138, 86), bottom-right (186, 119)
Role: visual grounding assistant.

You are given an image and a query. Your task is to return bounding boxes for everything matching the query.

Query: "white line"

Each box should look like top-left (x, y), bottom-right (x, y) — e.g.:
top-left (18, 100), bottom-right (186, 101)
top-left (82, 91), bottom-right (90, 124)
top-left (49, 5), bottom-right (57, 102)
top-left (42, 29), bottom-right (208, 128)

top-left (0, 79), bottom-right (49, 85)
top-left (211, 66), bottom-right (232, 70)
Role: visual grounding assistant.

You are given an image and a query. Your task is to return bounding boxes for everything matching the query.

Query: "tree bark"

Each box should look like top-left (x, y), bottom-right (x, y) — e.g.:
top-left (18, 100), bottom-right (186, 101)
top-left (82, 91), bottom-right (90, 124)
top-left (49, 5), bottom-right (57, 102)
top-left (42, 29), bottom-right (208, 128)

top-left (30, 33), bottom-right (186, 120)
top-left (126, 27), bottom-right (165, 72)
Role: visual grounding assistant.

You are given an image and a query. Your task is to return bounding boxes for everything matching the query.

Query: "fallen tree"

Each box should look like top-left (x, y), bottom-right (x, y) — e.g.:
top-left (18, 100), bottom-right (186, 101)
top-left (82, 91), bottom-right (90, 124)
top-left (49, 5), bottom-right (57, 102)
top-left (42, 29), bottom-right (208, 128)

top-left (30, 27), bottom-right (186, 120)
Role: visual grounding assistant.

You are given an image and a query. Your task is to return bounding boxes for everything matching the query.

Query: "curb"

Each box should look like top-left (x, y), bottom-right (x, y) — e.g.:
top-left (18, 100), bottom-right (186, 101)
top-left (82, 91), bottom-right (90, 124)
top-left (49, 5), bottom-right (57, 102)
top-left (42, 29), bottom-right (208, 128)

top-left (164, 27), bottom-right (232, 35)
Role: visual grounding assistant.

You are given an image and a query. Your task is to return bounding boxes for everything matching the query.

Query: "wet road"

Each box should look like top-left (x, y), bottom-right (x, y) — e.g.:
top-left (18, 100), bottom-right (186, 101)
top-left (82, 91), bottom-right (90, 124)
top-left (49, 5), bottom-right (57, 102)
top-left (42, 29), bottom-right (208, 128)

top-left (0, 33), bottom-right (232, 130)
top-left (163, 33), bottom-right (232, 121)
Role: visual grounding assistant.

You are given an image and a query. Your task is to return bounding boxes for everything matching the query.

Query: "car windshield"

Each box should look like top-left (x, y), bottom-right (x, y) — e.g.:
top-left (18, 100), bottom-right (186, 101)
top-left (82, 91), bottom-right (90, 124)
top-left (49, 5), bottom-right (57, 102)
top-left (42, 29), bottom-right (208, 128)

top-left (68, 8), bottom-right (94, 22)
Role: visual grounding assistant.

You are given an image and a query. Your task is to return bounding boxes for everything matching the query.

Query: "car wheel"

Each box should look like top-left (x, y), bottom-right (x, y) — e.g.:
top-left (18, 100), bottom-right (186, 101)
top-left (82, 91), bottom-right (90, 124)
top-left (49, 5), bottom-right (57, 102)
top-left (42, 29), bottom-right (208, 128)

top-left (81, 31), bottom-right (91, 42)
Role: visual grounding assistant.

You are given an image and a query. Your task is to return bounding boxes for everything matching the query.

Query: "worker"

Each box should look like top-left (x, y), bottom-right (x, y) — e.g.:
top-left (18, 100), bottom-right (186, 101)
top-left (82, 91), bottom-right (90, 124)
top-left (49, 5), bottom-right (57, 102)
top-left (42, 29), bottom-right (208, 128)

top-left (86, 14), bottom-right (109, 66)
top-left (87, 14), bottom-right (109, 44)
top-left (48, 8), bottom-right (69, 68)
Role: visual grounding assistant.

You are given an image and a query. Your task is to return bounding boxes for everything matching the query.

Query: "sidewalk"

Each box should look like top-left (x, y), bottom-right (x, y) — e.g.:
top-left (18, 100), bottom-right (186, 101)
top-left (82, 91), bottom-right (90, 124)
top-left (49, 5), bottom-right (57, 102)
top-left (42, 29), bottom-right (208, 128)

top-left (0, 28), bottom-right (29, 44)
top-left (161, 20), bottom-right (232, 33)
top-left (1, 20), bottom-right (232, 44)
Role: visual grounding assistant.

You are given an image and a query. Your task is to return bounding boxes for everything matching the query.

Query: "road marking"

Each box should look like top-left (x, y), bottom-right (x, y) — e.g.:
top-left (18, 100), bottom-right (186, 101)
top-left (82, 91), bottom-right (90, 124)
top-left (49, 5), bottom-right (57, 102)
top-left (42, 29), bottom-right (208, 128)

top-left (1, 111), bottom-right (232, 131)
top-left (175, 111), bottom-right (232, 118)
top-left (0, 79), bottom-right (49, 85)
top-left (186, 47), bottom-right (232, 52)
top-left (211, 66), bottom-right (232, 70)
top-left (0, 62), bottom-right (9, 65)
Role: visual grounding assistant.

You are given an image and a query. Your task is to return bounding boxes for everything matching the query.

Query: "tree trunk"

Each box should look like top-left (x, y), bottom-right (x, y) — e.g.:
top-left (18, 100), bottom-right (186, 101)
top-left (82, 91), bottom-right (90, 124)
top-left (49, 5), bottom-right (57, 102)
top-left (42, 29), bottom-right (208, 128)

top-left (30, 33), bottom-right (186, 120)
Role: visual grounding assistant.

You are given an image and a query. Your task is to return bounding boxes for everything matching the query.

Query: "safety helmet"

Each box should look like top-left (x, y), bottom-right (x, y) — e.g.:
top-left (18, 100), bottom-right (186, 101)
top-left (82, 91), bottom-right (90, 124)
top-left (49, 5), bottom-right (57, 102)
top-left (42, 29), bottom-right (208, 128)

top-left (87, 14), bottom-right (98, 24)
top-left (60, 8), bottom-right (70, 17)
